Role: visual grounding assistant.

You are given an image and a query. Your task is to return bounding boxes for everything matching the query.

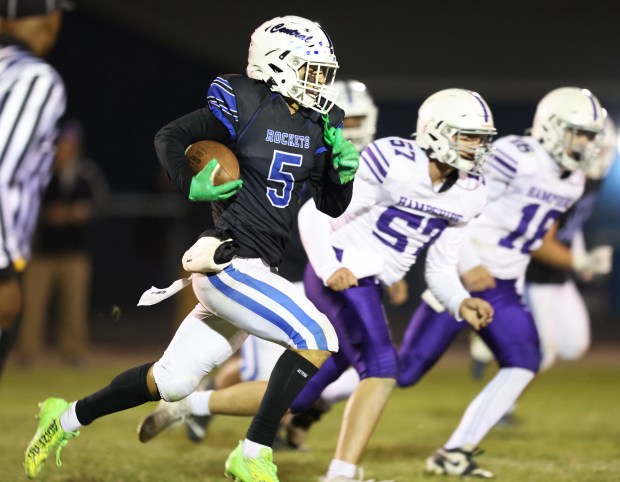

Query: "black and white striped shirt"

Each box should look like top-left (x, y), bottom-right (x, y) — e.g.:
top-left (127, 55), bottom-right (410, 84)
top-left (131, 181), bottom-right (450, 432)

top-left (0, 34), bottom-right (66, 276)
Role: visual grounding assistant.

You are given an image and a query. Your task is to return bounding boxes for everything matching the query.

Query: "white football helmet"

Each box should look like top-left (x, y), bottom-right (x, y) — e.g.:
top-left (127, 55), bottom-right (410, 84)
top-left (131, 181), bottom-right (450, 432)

top-left (333, 80), bottom-right (378, 150)
top-left (585, 116), bottom-right (618, 180)
top-left (415, 88), bottom-right (496, 172)
top-left (531, 87), bottom-right (606, 171)
top-left (247, 15), bottom-right (339, 114)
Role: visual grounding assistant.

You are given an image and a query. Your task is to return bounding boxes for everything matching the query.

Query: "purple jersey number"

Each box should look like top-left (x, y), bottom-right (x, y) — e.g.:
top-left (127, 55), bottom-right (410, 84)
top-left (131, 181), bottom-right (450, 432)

top-left (499, 203), bottom-right (562, 254)
top-left (389, 138), bottom-right (416, 161)
top-left (374, 206), bottom-right (448, 255)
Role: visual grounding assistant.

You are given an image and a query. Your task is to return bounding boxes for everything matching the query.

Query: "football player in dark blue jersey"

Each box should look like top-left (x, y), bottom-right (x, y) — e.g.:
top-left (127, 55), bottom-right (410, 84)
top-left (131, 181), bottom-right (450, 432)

top-left (23, 15), bottom-right (359, 482)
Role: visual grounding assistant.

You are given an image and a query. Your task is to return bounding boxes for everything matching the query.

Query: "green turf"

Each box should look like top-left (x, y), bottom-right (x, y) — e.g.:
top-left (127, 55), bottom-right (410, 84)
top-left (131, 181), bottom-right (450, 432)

top-left (1, 349), bottom-right (619, 481)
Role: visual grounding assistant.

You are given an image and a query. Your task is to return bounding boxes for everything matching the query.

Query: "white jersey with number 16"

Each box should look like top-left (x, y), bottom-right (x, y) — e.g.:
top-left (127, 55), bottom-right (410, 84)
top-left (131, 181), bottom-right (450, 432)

top-left (467, 135), bottom-right (585, 279)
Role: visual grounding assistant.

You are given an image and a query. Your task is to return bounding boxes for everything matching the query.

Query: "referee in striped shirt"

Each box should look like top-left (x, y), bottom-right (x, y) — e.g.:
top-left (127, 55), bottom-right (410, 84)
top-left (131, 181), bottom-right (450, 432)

top-left (0, 0), bottom-right (67, 378)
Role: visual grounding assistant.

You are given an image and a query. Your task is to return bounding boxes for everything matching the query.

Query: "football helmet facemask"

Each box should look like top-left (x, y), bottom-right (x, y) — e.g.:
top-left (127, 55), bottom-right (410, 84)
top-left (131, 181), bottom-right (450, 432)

top-left (531, 87), bottom-right (606, 171)
top-left (415, 88), bottom-right (496, 173)
top-left (585, 115), bottom-right (618, 180)
top-left (333, 80), bottom-right (378, 151)
top-left (247, 15), bottom-right (339, 114)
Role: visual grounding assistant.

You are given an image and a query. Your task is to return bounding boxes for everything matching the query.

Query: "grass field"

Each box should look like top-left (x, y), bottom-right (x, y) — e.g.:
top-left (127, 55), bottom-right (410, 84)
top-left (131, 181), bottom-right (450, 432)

top-left (1, 346), bottom-right (619, 482)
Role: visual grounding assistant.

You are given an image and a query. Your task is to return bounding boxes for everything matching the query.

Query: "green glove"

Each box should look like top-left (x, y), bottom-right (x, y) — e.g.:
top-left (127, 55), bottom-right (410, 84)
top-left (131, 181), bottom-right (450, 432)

top-left (332, 129), bottom-right (360, 184)
top-left (189, 159), bottom-right (243, 201)
top-left (322, 114), bottom-right (360, 184)
top-left (322, 113), bottom-right (338, 147)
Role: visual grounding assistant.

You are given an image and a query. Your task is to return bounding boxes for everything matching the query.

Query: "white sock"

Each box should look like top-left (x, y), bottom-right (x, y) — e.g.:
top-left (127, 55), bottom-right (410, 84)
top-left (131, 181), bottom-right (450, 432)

top-left (327, 459), bottom-right (357, 479)
top-left (59, 402), bottom-right (82, 433)
top-left (243, 438), bottom-right (269, 458)
top-left (188, 389), bottom-right (213, 416)
top-left (321, 367), bottom-right (360, 406)
top-left (445, 367), bottom-right (535, 449)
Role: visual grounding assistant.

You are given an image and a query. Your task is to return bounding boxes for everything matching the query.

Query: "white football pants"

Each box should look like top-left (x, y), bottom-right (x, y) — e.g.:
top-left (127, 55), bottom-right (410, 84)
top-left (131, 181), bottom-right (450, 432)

top-left (153, 258), bottom-right (338, 401)
top-left (524, 280), bottom-right (590, 371)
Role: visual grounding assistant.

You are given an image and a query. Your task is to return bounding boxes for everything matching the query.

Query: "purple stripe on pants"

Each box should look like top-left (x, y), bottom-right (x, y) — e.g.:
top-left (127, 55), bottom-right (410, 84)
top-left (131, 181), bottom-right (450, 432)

top-left (291, 262), bottom-right (398, 414)
top-left (398, 279), bottom-right (541, 388)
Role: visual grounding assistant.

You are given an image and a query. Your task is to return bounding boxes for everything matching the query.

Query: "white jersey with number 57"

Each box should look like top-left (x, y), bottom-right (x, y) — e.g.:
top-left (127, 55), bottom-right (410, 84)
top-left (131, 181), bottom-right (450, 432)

top-left (464, 135), bottom-right (586, 279)
top-left (300, 136), bottom-right (488, 315)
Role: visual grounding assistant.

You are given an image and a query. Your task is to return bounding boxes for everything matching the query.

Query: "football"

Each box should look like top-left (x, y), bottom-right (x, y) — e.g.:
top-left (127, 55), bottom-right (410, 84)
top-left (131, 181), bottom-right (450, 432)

top-left (185, 140), bottom-right (240, 186)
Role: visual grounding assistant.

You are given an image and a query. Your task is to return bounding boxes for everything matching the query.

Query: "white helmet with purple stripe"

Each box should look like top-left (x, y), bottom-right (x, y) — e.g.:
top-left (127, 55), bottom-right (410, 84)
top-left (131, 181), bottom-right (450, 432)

top-left (415, 88), bottom-right (496, 173)
top-left (532, 87), bottom-right (606, 171)
top-left (247, 15), bottom-right (339, 114)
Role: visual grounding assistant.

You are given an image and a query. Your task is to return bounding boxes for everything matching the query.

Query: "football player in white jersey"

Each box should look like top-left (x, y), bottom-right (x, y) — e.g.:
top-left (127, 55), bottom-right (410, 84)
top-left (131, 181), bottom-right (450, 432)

top-left (398, 87), bottom-right (606, 478)
top-left (471, 116), bottom-right (617, 379)
top-left (292, 88), bottom-right (495, 481)
top-left (524, 116), bottom-right (617, 370)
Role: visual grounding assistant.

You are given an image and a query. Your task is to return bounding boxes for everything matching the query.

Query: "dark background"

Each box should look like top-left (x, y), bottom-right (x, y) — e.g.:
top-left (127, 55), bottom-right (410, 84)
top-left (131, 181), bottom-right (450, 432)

top-left (44, 1), bottom-right (620, 346)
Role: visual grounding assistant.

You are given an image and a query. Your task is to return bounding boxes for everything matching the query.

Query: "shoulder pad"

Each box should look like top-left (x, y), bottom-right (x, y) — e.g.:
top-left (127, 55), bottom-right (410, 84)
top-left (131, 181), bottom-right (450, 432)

top-left (217, 74), bottom-right (271, 101)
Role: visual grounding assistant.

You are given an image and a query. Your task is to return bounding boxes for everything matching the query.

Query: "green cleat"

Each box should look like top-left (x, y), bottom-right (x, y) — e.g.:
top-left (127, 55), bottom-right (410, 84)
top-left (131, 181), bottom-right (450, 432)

top-left (225, 440), bottom-right (280, 482)
top-left (24, 397), bottom-right (79, 479)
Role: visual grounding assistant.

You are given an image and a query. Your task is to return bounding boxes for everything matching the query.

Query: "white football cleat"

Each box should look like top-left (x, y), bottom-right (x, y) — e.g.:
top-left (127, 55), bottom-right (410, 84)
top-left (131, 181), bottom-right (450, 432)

top-left (426, 446), bottom-right (494, 478)
top-left (137, 398), bottom-right (192, 443)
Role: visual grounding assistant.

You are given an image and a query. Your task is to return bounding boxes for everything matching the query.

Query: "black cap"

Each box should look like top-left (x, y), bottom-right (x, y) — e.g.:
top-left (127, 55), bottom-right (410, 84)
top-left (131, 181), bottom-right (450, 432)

top-left (0, 0), bottom-right (72, 20)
